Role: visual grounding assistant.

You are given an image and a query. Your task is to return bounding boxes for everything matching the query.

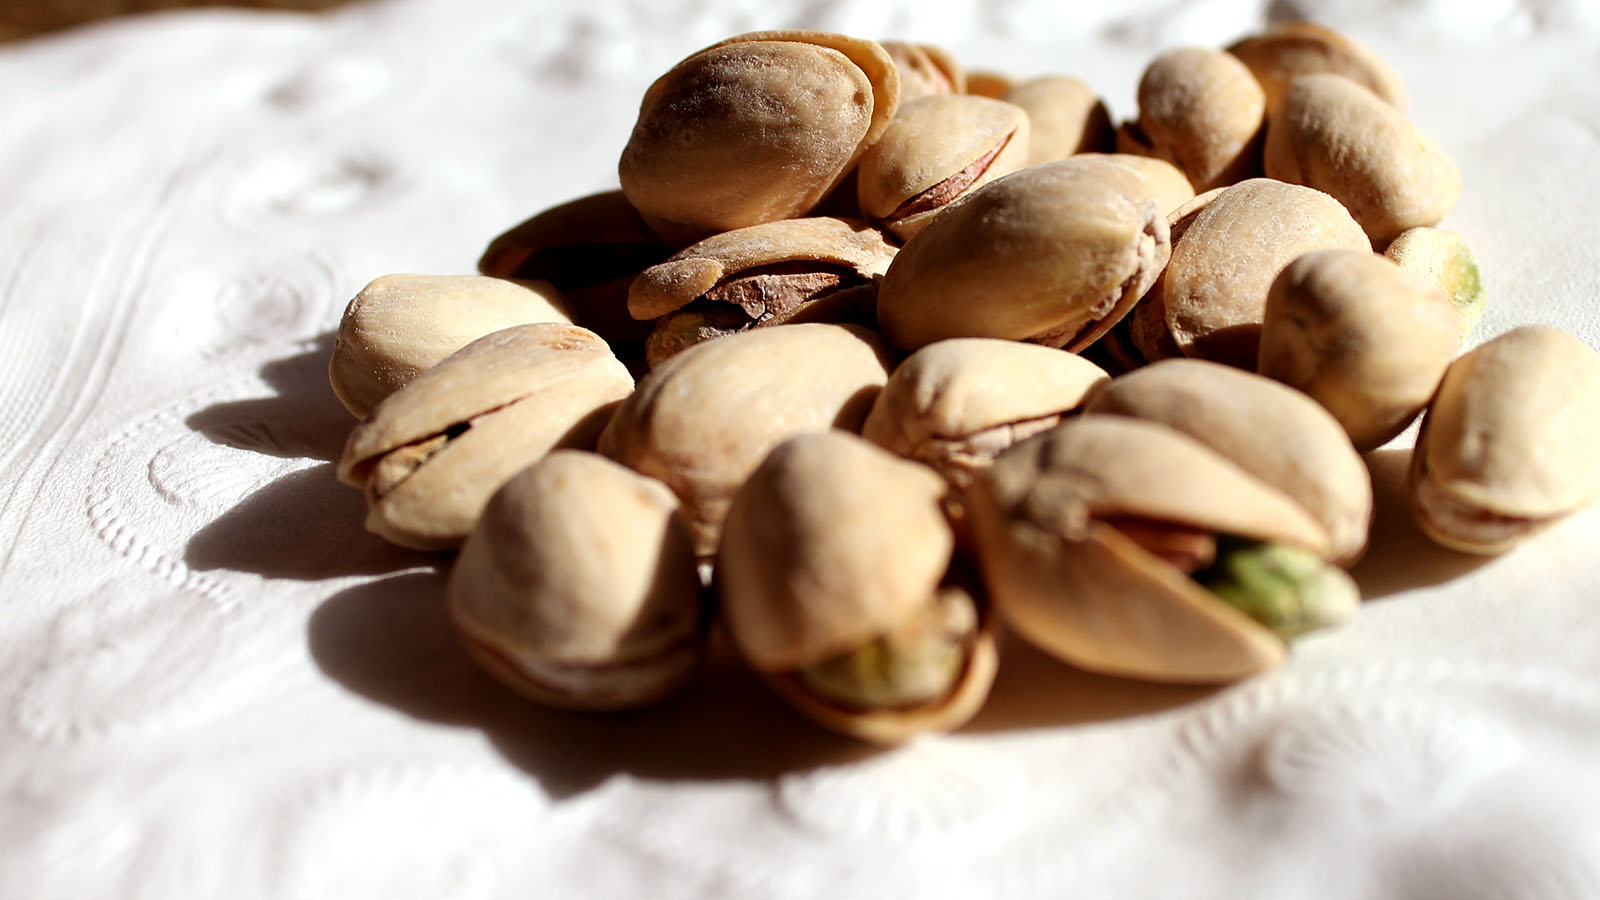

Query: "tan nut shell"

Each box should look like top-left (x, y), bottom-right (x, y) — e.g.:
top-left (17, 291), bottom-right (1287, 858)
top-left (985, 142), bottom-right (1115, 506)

top-left (329, 274), bottom-right (573, 419)
top-left (619, 31), bottom-right (899, 244)
top-left (1410, 325), bottom-right (1600, 554)
top-left (862, 338), bottom-right (1109, 487)
top-left (598, 323), bottom-right (893, 556)
top-left (718, 431), bottom-right (995, 743)
top-left (1003, 75), bottom-right (1115, 165)
top-left (876, 157), bottom-right (1171, 353)
top-left (1259, 249), bottom-right (1460, 452)
top-left (1076, 152), bottom-right (1197, 216)
top-left (1162, 177), bottom-right (1370, 368)
top-left (966, 416), bottom-right (1329, 682)
top-left (1264, 74), bottom-right (1460, 247)
top-left (338, 324), bottom-right (634, 550)
top-left (1227, 21), bottom-right (1408, 113)
top-left (627, 217), bottom-right (898, 320)
top-left (882, 41), bottom-right (964, 99)
top-left (856, 94), bottom-right (1031, 240)
top-left (1084, 358), bottom-right (1372, 564)
top-left (1131, 47), bottom-right (1266, 192)
top-left (448, 451), bottom-right (703, 710)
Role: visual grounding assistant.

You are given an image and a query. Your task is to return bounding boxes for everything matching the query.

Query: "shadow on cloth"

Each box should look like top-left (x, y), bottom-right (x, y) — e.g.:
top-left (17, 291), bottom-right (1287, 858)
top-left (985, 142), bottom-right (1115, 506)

top-left (1349, 447), bottom-right (1491, 599)
top-left (185, 332), bottom-right (352, 463)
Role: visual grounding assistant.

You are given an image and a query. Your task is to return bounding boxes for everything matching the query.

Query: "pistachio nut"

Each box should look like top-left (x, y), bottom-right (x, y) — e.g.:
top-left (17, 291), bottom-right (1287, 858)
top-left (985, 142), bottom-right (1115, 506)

top-left (862, 338), bottom-right (1109, 491)
top-left (963, 70), bottom-right (1015, 99)
top-left (718, 431), bottom-right (996, 743)
top-left (1410, 325), bottom-right (1600, 554)
top-left (329, 274), bottom-right (573, 419)
top-left (1123, 47), bottom-right (1266, 192)
top-left (1258, 249), bottom-right (1459, 451)
top-left (618, 30), bottom-right (899, 244)
top-left (1077, 152), bottom-right (1197, 215)
top-left (448, 451), bottom-right (705, 710)
top-left (627, 217), bottom-right (898, 366)
top-left (875, 156), bottom-right (1171, 353)
top-left (337, 323), bottom-right (633, 550)
top-left (856, 95), bottom-right (1031, 241)
top-left (599, 322), bottom-right (893, 557)
top-left (1227, 21), bottom-right (1408, 113)
top-left (1160, 177), bottom-right (1369, 368)
top-left (965, 415), bottom-right (1352, 683)
top-left (1264, 73), bottom-right (1460, 247)
top-left (1104, 186), bottom-right (1225, 369)
top-left (1084, 358), bottom-right (1373, 564)
top-left (1002, 75), bottom-right (1115, 165)
top-left (882, 41), bottom-right (964, 100)
top-left (477, 190), bottom-right (671, 354)
top-left (1384, 227), bottom-right (1485, 342)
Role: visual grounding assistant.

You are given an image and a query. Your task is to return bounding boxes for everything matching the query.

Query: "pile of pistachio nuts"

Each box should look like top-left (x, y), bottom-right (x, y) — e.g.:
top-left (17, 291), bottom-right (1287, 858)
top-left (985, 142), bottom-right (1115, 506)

top-left (327, 23), bottom-right (1600, 743)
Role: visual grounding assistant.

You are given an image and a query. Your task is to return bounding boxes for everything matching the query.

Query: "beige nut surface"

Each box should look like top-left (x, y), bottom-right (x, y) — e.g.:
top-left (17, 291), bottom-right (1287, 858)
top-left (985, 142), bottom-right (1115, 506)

top-left (598, 322), bottom-right (893, 557)
top-left (1264, 73), bottom-right (1460, 247)
top-left (1410, 325), bottom-right (1600, 554)
top-left (881, 41), bottom-right (964, 99)
top-left (1258, 249), bottom-right (1460, 452)
top-left (1003, 75), bottom-right (1114, 165)
top-left (1227, 21), bottom-right (1408, 113)
top-left (718, 430), bottom-right (995, 743)
top-left (1128, 47), bottom-right (1265, 192)
top-left (448, 451), bottom-right (705, 710)
top-left (855, 94), bottom-right (1031, 241)
top-left (862, 337), bottom-right (1109, 489)
top-left (1076, 152), bottom-right (1197, 216)
top-left (1161, 177), bottom-right (1369, 368)
top-left (1084, 358), bottom-right (1372, 564)
top-left (618, 30), bottom-right (898, 244)
top-left (338, 323), bottom-right (634, 550)
top-left (875, 157), bottom-right (1171, 353)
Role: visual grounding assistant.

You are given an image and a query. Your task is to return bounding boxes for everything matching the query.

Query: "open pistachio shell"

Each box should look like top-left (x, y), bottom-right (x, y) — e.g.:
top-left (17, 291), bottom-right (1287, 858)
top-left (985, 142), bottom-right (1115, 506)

top-left (966, 415), bottom-right (1335, 682)
top-left (1227, 21), bottom-right (1408, 113)
top-left (875, 157), bottom-right (1171, 353)
top-left (718, 431), bottom-right (996, 743)
top-left (1085, 358), bottom-right (1372, 564)
top-left (619, 30), bottom-right (899, 244)
top-left (599, 323), bottom-right (893, 557)
top-left (329, 274), bottom-right (573, 419)
top-left (882, 41), bottom-right (964, 99)
top-left (1003, 75), bottom-right (1115, 165)
top-left (448, 451), bottom-right (705, 710)
top-left (1126, 47), bottom-right (1265, 192)
top-left (1410, 325), bottom-right (1600, 554)
top-left (338, 324), bottom-right (633, 550)
top-left (856, 94), bottom-right (1031, 241)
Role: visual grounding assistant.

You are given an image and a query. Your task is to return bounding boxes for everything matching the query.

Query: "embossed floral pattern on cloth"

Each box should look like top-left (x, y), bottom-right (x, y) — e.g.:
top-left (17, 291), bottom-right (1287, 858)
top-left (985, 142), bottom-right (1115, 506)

top-left (3, 1), bottom-right (1600, 897)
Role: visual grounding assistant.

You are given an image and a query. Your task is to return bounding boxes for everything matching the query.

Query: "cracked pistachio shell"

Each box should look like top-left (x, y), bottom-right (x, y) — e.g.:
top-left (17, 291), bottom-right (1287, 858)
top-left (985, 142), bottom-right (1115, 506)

top-left (598, 323), bottom-right (893, 557)
top-left (329, 274), bottom-right (573, 419)
top-left (1113, 186), bottom-right (1227, 368)
top-left (1162, 177), bottom-right (1369, 368)
top-left (882, 41), bottom-right (964, 99)
top-left (1264, 74), bottom-right (1460, 247)
top-left (1227, 21), bottom-right (1407, 113)
top-left (1126, 47), bottom-right (1265, 192)
top-left (718, 430), bottom-right (996, 743)
top-left (862, 338), bottom-right (1109, 490)
top-left (1076, 152), bottom-right (1197, 216)
top-left (448, 451), bottom-right (704, 710)
top-left (876, 157), bottom-right (1171, 353)
top-left (1385, 227), bottom-right (1486, 342)
top-left (856, 95), bottom-right (1032, 241)
top-left (1410, 325), bottom-right (1600, 554)
top-left (1003, 75), bottom-right (1115, 165)
top-left (1259, 249), bottom-right (1459, 451)
top-left (1084, 358), bottom-right (1372, 564)
top-left (477, 190), bottom-right (670, 353)
top-left (337, 324), bottom-right (634, 550)
top-left (966, 415), bottom-right (1331, 682)
top-left (618, 30), bottom-right (899, 244)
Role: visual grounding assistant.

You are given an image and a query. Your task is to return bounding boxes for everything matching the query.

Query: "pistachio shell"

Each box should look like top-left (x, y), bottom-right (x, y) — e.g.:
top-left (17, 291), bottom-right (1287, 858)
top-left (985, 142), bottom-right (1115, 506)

top-left (856, 94), bottom-right (1031, 240)
top-left (619, 31), bottom-right (899, 244)
top-left (1162, 177), bottom-right (1370, 368)
top-left (1410, 325), bottom-right (1600, 553)
top-left (963, 70), bottom-right (1015, 99)
top-left (1128, 47), bottom-right (1265, 192)
top-left (1264, 74), bottom-right (1460, 247)
top-left (1085, 358), bottom-right (1372, 563)
top-left (1003, 75), bottom-right (1115, 165)
top-left (882, 41), bottom-right (964, 99)
top-left (1117, 186), bottom-right (1226, 367)
top-left (875, 157), bottom-right (1171, 353)
top-left (1076, 152), bottom-right (1197, 215)
top-left (1384, 227), bottom-right (1485, 342)
top-left (599, 323), bottom-right (893, 556)
top-left (448, 451), bottom-right (704, 710)
top-left (1227, 21), bottom-right (1408, 113)
top-left (328, 274), bottom-right (573, 419)
top-left (338, 324), bottom-right (634, 550)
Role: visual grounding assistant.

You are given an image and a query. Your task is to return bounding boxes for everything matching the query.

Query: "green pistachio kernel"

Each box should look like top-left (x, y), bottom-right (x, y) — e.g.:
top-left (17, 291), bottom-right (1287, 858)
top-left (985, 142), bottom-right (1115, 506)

top-left (1385, 227), bottom-right (1485, 343)
top-left (797, 588), bottom-right (977, 711)
top-left (1193, 537), bottom-right (1358, 640)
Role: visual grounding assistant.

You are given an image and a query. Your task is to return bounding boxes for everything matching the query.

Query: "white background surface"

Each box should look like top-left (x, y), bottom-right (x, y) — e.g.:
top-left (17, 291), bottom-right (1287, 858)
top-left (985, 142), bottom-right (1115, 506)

top-left (3, 1), bottom-right (1600, 897)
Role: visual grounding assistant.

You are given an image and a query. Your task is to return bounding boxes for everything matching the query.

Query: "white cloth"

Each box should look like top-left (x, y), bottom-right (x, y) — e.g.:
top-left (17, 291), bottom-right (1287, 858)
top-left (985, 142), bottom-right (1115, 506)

top-left (3, 1), bottom-right (1600, 897)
